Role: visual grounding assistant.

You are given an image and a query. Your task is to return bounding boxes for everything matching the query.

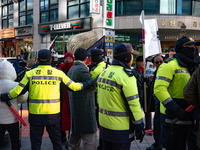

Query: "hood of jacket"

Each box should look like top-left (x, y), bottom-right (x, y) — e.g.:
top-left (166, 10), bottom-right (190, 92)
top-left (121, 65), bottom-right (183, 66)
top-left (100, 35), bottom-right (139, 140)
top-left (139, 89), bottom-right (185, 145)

top-left (0, 60), bottom-right (17, 81)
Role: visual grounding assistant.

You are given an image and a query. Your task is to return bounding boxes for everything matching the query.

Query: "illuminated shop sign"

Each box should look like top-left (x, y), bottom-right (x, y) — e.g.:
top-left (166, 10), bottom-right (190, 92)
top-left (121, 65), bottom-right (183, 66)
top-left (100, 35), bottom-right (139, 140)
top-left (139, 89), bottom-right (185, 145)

top-left (38, 18), bottom-right (91, 34)
top-left (103, 0), bottom-right (115, 29)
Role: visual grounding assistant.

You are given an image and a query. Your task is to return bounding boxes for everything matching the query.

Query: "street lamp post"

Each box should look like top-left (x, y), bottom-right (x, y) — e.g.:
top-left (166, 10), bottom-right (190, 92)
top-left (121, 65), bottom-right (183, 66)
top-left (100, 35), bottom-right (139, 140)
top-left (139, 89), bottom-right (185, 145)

top-left (180, 22), bottom-right (187, 37)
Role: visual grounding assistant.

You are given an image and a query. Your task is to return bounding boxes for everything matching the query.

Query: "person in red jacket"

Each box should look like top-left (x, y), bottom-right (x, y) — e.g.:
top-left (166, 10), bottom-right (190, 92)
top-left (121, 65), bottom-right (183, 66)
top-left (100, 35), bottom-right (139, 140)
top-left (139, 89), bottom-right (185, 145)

top-left (58, 52), bottom-right (74, 147)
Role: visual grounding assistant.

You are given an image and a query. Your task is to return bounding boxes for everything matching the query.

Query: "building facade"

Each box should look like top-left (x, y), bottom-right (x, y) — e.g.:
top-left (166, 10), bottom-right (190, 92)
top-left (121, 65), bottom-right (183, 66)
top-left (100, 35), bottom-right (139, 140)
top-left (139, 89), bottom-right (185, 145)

top-left (0, 0), bottom-right (200, 57)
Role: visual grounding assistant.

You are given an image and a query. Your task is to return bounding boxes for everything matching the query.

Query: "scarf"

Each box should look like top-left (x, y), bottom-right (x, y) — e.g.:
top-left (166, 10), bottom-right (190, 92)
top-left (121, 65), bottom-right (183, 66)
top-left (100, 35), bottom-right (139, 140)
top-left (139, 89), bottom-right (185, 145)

top-left (173, 53), bottom-right (197, 75)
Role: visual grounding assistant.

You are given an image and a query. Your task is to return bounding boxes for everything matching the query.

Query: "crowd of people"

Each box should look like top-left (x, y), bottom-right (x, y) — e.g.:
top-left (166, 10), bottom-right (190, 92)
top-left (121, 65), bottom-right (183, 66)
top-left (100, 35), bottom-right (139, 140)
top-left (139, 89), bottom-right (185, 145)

top-left (1, 35), bottom-right (200, 150)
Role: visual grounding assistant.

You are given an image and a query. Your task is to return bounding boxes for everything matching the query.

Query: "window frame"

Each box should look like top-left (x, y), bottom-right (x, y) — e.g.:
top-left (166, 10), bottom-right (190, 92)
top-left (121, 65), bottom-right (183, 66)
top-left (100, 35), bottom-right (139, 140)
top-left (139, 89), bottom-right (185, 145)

top-left (115, 0), bottom-right (196, 16)
top-left (67, 0), bottom-right (90, 19)
top-left (40, 0), bottom-right (58, 23)
top-left (1, 0), bottom-right (13, 29)
top-left (19, 0), bottom-right (33, 26)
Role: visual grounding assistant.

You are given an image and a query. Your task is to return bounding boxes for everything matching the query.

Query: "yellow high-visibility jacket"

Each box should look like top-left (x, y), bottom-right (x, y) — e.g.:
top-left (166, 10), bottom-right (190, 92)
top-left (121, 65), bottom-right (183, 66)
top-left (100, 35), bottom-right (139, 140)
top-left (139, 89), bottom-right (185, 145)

top-left (97, 65), bottom-right (143, 143)
top-left (154, 58), bottom-right (193, 127)
top-left (90, 61), bottom-right (107, 93)
top-left (9, 65), bottom-right (83, 125)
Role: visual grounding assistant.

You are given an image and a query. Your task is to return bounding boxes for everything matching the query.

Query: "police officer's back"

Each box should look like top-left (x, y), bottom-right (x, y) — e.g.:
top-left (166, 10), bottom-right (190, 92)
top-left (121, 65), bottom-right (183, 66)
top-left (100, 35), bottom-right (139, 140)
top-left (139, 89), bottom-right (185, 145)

top-left (97, 43), bottom-right (145, 150)
top-left (0, 49), bottom-right (90, 150)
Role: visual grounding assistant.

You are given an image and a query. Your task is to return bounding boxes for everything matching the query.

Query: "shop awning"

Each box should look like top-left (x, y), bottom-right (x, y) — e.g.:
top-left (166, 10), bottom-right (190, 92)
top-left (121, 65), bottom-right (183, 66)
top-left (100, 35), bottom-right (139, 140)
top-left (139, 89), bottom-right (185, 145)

top-left (16, 36), bottom-right (33, 39)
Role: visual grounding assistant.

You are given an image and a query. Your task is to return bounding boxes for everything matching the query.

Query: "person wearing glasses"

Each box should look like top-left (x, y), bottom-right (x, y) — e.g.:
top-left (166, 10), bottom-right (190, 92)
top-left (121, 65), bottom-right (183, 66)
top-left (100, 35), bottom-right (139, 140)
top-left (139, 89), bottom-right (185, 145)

top-left (146, 55), bottom-right (164, 150)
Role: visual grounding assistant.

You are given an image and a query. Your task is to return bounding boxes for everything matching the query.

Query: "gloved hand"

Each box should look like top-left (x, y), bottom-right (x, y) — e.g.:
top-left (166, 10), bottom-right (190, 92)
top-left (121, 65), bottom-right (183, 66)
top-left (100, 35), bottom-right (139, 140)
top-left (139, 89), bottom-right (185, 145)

top-left (135, 129), bottom-right (145, 143)
top-left (85, 78), bottom-right (93, 86)
top-left (81, 82), bottom-right (88, 89)
top-left (134, 122), bottom-right (145, 143)
top-left (81, 78), bottom-right (94, 90)
top-left (174, 107), bottom-right (187, 120)
top-left (1, 93), bottom-right (12, 102)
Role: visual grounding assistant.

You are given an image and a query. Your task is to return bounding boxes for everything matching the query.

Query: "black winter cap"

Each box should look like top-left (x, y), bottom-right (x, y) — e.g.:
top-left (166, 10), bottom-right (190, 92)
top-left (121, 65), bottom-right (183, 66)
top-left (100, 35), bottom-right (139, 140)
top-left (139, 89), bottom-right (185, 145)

top-left (175, 36), bottom-right (200, 52)
top-left (38, 49), bottom-right (51, 62)
top-left (114, 43), bottom-right (140, 63)
top-left (74, 48), bottom-right (87, 61)
top-left (90, 49), bottom-right (103, 56)
top-left (136, 56), bottom-right (143, 62)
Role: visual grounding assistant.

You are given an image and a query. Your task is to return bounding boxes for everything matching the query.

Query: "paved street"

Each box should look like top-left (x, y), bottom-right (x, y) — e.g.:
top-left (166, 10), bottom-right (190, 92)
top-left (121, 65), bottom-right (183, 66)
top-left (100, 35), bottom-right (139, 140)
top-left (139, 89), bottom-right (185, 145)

top-left (0, 103), bottom-right (162, 150)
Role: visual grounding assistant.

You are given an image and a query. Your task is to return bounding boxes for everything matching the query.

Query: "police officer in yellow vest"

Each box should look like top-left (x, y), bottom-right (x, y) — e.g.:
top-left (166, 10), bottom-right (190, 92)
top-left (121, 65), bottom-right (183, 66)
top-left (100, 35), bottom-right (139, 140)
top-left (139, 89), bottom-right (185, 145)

top-left (154, 36), bottom-right (200, 150)
top-left (88, 48), bottom-right (107, 120)
top-left (0, 49), bottom-right (90, 150)
top-left (89, 49), bottom-right (106, 81)
top-left (88, 48), bottom-right (107, 150)
top-left (97, 43), bottom-right (145, 150)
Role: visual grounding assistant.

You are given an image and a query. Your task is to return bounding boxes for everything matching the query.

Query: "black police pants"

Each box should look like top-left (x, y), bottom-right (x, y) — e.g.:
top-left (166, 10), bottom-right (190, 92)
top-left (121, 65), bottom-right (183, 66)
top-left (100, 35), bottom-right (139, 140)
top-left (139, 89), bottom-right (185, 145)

top-left (30, 123), bottom-right (63, 150)
top-left (102, 139), bottom-right (131, 150)
top-left (0, 122), bottom-right (20, 150)
top-left (163, 125), bottom-right (189, 150)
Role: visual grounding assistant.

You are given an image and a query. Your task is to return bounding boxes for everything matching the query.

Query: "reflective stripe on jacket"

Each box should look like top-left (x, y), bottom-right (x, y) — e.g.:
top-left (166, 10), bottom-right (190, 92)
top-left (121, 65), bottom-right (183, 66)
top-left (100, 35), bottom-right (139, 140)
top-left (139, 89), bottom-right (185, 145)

top-left (90, 61), bottom-right (107, 93)
top-left (154, 58), bottom-right (193, 127)
top-left (9, 65), bottom-right (83, 125)
top-left (97, 65), bottom-right (143, 143)
top-left (90, 61), bottom-right (106, 80)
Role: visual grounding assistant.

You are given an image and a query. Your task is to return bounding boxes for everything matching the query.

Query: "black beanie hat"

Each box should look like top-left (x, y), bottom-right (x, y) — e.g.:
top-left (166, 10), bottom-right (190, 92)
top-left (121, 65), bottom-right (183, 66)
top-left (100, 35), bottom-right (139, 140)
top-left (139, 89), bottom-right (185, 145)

top-left (113, 43), bottom-right (140, 63)
top-left (90, 49), bottom-right (103, 62)
top-left (38, 49), bottom-right (51, 62)
top-left (74, 48), bottom-right (87, 61)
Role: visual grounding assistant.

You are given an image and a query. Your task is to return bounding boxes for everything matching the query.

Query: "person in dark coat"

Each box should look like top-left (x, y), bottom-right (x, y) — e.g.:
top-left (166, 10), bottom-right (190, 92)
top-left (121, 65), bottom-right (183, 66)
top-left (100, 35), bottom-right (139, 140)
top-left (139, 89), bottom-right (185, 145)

top-left (132, 56), bottom-right (152, 131)
top-left (67, 48), bottom-right (97, 150)
top-left (13, 54), bottom-right (24, 74)
top-left (23, 49), bottom-right (29, 61)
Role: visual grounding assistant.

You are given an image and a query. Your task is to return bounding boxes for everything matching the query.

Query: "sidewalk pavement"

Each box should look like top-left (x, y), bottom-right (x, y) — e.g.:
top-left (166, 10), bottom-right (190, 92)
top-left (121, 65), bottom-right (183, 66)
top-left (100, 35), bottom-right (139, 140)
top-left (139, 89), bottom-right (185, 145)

top-left (0, 109), bottom-right (163, 150)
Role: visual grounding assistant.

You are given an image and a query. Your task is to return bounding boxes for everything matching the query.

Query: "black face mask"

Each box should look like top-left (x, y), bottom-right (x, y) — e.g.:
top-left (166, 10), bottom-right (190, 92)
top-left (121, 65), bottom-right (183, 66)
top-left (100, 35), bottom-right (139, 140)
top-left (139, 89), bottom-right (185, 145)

top-left (181, 47), bottom-right (195, 60)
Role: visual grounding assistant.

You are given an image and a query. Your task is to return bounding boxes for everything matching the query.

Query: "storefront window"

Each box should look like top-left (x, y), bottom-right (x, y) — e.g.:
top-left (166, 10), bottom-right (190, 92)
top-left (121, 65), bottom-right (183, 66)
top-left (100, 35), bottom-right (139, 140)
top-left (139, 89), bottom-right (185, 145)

top-left (160, 0), bottom-right (176, 14)
top-left (1, 1), bottom-right (13, 29)
top-left (192, 0), bottom-right (200, 16)
top-left (67, 0), bottom-right (90, 19)
top-left (40, 0), bottom-right (58, 23)
top-left (65, 33), bottom-right (72, 40)
top-left (18, 38), bottom-right (34, 60)
top-left (50, 32), bottom-right (85, 54)
top-left (19, 0), bottom-right (33, 26)
top-left (115, 32), bottom-right (125, 41)
top-left (177, 0), bottom-right (191, 15)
